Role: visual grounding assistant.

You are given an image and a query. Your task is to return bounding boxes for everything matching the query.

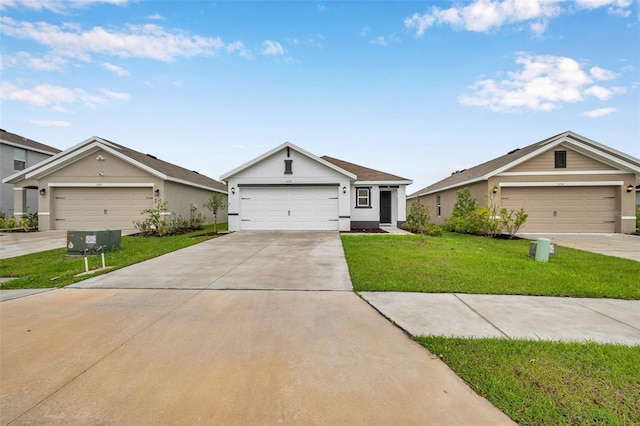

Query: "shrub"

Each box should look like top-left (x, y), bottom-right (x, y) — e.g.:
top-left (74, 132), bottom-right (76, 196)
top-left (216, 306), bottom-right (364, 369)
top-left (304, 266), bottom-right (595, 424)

top-left (445, 188), bottom-right (483, 235)
top-left (134, 199), bottom-right (203, 237)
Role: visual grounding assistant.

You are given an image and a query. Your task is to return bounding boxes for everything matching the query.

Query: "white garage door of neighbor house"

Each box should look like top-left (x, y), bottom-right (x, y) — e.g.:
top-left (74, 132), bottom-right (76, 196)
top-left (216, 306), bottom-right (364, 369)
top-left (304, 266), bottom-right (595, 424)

top-left (53, 187), bottom-right (153, 230)
top-left (239, 186), bottom-right (339, 230)
top-left (501, 186), bottom-right (616, 233)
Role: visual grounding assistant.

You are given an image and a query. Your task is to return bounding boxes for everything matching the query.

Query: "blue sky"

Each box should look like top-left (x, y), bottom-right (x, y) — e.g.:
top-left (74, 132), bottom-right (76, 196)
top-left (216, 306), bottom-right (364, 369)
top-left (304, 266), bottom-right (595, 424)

top-left (1, 0), bottom-right (638, 191)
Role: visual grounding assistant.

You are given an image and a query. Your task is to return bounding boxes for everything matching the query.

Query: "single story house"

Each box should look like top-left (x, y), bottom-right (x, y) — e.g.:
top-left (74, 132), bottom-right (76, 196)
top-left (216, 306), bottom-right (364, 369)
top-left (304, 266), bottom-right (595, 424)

top-left (407, 131), bottom-right (640, 234)
top-left (3, 136), bottom-right (227, 231)
top-left (1, 129), bottom-right (61, 218)
top-left (221, 142), bottom-right (412, 231)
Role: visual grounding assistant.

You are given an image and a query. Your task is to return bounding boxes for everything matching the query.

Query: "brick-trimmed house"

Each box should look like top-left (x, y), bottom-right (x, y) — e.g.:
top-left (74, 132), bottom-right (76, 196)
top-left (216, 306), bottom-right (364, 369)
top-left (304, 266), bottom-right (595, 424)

top-left (407, 131), bottom-right (640, 234)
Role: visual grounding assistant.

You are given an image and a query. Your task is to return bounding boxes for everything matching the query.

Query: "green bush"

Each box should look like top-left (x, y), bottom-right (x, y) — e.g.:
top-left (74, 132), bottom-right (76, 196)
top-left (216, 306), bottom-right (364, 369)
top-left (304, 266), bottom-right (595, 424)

top-left (134, 199), bottom-right (203, 237)
top-left (444, 188), bottom-right (483, 235)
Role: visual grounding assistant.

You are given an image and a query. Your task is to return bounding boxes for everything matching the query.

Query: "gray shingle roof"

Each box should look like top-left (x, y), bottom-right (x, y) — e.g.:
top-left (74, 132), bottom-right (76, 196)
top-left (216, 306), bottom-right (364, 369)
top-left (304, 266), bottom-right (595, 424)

top-left (408, 131), bottom-right (640, 198)
top-left (101, 138), bottom-right (227, 192)
top-left (0, 129), bottom-right (61, 154)
top-left (321, 156), bottom-right (411, 182)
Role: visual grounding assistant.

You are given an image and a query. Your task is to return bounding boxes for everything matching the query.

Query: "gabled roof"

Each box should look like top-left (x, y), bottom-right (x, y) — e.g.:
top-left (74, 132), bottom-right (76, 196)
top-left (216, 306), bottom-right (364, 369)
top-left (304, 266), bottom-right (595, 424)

top-left (321, 156), bottom-right (412, 184)
top-left (3, 136), bottom-right (227, 193)
top-left (408, 131), bottom-right (640, 198)
top-left (220, 142), bottom-right (358, 181)
top-left (0, 129), bottom-right (61, 155)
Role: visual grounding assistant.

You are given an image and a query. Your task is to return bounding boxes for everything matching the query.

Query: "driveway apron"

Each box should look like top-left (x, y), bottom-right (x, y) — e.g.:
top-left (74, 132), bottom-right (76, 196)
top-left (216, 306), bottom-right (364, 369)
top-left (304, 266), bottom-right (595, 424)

top-left (1, 231), bottom-right (513, 425)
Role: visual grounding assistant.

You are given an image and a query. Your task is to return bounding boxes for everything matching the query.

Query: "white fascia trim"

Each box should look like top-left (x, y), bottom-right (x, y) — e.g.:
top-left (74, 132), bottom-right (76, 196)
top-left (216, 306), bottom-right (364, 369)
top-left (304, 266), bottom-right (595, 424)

top-left (13, 187), bottom-right (27, 191)
top-left (621, 216), bottom-right (636, 220)
top-left (13, 212), bottom-right (25, 215)
top-left (165, 177), bottom-right (228, 194)
top-left (38, 212), bottom-right (50, 215)
top-left (497, 170), bottom-right (629, 176)
top-left (1, 140), bottom-right (59, 156)
top-left (355, 180), bottom-right (413, 186)
top-left (48, 183), bottom-right (155, 187)
top-left (220, 142), bottom-right (357, 181)
top-left (567, 139), bottom-right (640, 172)
top-left (415, 176), bottom-right (487, 197)
top-left (499, 181), bottom-right (624, 187)
top-left (487, 138), bottom-right (568, 179)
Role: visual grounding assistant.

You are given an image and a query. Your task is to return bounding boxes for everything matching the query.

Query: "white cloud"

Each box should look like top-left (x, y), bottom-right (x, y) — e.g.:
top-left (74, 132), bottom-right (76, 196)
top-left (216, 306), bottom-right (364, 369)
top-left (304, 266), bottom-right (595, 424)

top-left (226, 41), bottom-right (254, 60)
top-left (101, 62), bottom-right (129, 76)
top-left (146, 14), bottom-right (165, 21)
top-left (370, 36), bottom-right (388, 46)
top-left (0, 0), bottom-right (129, 13)
top-left (0, 81), bottom-right (129, 109)
top-left (405, 0), bottom-right (631, 36)
top-left (458, 54), bottom-right (626, 112)
top-left (97, 88), bottom-right (131, 101)
top-left (29, 119), bottom-right (72, 127)
top-left (360, 26), bottom-right (372, 37)
top-left (261, 40), bottom-right (285, 56)
top-left (590, 66), bottom-right (618, 81)
top-left (583, 107), bottom-right (617, 118)
top-left (0, 17), bottom-right (225, 62)
top-left (3, 52), bottom-right (67, 71)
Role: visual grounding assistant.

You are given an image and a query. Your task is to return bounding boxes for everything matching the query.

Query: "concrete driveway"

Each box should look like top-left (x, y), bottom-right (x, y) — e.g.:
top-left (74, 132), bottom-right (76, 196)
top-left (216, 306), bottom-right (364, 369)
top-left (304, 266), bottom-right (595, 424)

top-left (520, 233), bottom-right (640, 262)
top-left (72, 231), bottom-right (353, 291)
top-left (1, 231), bottom-right (513, 425)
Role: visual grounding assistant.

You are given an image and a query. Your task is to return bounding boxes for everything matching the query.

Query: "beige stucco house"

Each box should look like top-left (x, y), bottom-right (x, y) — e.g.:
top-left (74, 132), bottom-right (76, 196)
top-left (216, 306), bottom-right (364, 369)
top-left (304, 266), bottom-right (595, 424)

top-left (407, 131), bottom-right (640, 234)
top-left (3, 136), bottom-right (227, 231)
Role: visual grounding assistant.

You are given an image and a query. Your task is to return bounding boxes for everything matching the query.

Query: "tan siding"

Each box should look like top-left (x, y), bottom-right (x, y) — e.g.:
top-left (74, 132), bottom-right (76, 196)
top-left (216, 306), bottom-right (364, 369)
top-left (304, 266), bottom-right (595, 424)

top-left (51, 149), bottom-right (154, 179)
top-left (508, 145), bottom-right (617, 172)
top-left (163, 181), bottom-right (228, 225)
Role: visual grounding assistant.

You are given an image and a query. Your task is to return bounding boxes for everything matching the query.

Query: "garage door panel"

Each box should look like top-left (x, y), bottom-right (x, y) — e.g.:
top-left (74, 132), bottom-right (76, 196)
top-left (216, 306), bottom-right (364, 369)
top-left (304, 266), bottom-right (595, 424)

top-left (240, 186), bottom-right (338, 231)
top-left (501, 186), bottom-right (616, 232)
top-left (53, 187), bottom-right (152, 230)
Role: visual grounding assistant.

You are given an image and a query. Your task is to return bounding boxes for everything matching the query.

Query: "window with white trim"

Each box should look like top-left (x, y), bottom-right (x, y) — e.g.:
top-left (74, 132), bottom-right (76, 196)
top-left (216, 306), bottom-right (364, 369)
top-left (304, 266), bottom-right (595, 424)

top-left (356, 187), bottom-right (370, 208)
top-left (14, 148), bottom-right (26, 171)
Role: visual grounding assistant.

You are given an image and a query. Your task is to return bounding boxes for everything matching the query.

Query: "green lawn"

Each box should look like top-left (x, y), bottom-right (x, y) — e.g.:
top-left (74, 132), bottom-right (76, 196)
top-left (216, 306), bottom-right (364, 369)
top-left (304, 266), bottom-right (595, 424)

top-left (341, 233), bottom-right (640, 299)
top-left (0, 223), bottom-right (227, 289)
top-left (418, 337), bottom-right (640, 426)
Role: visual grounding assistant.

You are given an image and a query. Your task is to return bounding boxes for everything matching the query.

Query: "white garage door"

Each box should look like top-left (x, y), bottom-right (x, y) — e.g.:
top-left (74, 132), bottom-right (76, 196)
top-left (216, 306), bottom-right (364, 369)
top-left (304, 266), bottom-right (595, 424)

top-left (53, 187), bottom-right (153, 230)
top-left (501, 186), bottom-right (616, 233)
top-left (239, 186), bottom-right (339, 230)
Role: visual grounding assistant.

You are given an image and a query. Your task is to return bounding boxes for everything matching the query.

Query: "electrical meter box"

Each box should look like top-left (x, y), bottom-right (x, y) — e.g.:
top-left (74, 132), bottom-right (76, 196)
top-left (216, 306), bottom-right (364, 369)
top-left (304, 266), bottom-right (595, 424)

top-left (67, 230), bottom-right (122, 255)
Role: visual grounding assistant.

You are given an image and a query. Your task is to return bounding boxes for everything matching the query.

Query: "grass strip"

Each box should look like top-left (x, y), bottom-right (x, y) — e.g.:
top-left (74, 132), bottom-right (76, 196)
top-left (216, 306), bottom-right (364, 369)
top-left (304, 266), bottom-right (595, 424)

top-left (0, 224), bottom-right (227, 289)
top-left (418, 336), bottom-right (640, 425)
top-left (341, 233), bottom-right (640, 299)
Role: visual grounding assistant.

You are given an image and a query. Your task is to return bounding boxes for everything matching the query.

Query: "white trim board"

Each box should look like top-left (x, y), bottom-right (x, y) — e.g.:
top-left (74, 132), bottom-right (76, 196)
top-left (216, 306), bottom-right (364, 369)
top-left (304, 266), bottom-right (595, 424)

top-left (499, 181), bottom-right (624, 187)
top-left (48, 183), bottom-right (155, 188)
top-left (497, 170), bottom-right (629, 176)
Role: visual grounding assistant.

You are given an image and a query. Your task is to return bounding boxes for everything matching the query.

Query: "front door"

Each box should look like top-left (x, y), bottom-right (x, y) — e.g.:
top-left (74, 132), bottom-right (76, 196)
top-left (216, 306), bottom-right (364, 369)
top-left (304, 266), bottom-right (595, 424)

top-left (380, 191), bottom-right (391, 224)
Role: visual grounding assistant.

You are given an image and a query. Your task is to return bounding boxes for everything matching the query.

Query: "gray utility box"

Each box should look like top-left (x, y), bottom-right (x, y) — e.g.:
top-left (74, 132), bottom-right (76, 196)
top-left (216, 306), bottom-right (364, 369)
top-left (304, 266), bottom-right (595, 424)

top-left (528, 241), bottom-right (557, 258)
top-left (67, 230), bottom-right (122, 255)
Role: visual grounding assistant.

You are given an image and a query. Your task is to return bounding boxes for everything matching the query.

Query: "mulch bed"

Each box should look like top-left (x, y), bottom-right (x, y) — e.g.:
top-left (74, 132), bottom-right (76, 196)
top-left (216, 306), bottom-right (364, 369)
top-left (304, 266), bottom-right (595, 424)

top-left (340, 228), bottom-right (388, 234)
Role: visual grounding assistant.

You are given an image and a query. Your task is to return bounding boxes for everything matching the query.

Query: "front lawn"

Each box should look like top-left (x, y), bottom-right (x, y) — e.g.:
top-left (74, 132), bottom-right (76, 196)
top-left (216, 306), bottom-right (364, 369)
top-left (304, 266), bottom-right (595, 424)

top-left (0, 223), bottom-right (227, 289)
top-left (418, 337), bottom-right (640, 425)
top-left (341, 233), bottom-right (640, 299)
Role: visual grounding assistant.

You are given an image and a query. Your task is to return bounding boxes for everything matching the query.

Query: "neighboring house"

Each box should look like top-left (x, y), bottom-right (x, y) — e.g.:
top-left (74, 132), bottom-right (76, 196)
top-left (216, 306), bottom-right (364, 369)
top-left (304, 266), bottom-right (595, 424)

top-left (3, 136), bottom-right (227, 231)
top-left (221, 142), bottom-right (412, 231)
top-left (0, 129), bottom-right (61, 218)
top-left (407, 131), bottom-right (640, 234)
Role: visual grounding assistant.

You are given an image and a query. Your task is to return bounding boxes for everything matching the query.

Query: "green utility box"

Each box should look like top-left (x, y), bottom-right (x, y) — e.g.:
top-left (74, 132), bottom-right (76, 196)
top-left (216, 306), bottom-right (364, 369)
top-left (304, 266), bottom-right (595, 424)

top-left (528, 240), bottom-right (557, 259)
top-left (67, 230), bottom-right (122, 255)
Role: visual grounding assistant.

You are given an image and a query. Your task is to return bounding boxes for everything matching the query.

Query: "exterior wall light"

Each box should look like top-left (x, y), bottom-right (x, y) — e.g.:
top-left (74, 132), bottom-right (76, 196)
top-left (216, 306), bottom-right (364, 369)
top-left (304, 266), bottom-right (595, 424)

top-left (342, 186), bottom-right (347, 194)
top-left (231, 187), bottom-right (236, 194)
top-left (627, 184), bottom-right (635, 193)
top-left (154, 189), bottom-right (160, 196)
top-left (39, 188), bottom-right (46, 196)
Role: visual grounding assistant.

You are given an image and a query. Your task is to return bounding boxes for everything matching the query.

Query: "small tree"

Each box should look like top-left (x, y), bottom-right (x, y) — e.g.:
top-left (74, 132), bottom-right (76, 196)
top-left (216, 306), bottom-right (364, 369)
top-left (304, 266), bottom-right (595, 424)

top-left (500, 207), bottom-right (529, 239)
top-left (404, 201), bottom-right (431, 241)
top-left (203, 193), bottom-right (226, 234)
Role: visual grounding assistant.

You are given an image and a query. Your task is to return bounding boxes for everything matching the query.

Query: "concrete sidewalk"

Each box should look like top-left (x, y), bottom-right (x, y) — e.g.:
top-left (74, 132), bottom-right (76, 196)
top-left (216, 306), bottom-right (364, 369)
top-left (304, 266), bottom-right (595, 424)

top-left (361, 292), bottom-right (640, 345)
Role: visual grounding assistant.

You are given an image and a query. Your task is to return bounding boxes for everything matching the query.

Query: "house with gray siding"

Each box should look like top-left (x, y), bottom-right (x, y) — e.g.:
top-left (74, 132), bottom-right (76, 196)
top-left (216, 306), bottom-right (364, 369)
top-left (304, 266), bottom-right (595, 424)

top-left (0, 129), bottom-right (61, 218)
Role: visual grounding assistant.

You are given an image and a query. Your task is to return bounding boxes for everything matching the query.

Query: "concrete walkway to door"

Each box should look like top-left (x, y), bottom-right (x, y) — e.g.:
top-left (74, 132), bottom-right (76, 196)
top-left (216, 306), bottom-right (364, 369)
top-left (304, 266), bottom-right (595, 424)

top-left (1, 231), bottom-right (512, 425)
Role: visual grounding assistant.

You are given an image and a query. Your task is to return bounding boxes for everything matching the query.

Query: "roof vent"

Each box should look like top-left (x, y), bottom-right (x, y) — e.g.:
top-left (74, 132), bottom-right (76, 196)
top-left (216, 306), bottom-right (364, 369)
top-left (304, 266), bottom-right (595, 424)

top-left (192, 170), bottom-right (199, 174)
top-left (508, 148), bottom-right (520, 155)
top-left (146, 153), bottom-right (157, 159)
top-left (0, 129), bottom-right (6, 132)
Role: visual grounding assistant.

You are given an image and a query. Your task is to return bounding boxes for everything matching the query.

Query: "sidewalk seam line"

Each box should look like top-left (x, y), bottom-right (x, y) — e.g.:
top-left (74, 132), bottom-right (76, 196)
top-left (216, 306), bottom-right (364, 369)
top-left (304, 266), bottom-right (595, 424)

top-left (569, 299), bottom-right (640, 332)
top-left (453, 293), bottom-right (511, 339)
